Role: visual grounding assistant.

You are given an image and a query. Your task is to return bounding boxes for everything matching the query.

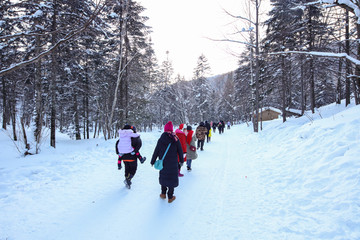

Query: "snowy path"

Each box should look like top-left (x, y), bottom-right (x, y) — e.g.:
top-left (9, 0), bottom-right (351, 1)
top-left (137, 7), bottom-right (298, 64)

top-left (49, 129), bottom-right (261, 240)
top-left (1, 104), bottom-right (360, 240)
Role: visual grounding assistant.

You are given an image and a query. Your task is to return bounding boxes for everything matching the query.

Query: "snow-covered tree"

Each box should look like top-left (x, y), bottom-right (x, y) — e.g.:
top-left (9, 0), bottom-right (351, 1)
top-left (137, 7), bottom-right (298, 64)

top-left (192, 54), bottom-right (212, 121)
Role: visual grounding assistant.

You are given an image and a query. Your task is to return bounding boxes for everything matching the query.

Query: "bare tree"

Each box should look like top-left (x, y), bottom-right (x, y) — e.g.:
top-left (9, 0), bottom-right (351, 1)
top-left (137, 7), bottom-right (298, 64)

top-left (213, 0), bottom-right (262, 132)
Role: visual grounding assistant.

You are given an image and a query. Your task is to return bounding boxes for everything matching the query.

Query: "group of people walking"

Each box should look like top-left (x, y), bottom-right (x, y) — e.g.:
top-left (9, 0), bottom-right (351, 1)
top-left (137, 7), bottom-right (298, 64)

top-left (115, 120), bottom-right (231, 203)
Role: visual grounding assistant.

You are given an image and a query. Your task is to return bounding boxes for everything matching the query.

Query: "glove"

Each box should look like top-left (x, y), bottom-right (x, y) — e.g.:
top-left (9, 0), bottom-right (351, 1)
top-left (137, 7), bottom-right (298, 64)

top-left (140, 156), bottom-right (146, 164)
top-left (183, 153), bottom-right (186, 158)
top-left (118, 159), bottom-right (122, 170)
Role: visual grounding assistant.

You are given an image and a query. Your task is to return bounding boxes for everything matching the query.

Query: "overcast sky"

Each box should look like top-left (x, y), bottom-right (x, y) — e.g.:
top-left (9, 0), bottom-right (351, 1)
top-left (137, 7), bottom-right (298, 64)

top-left (137, 0), bottom-right (271, 79)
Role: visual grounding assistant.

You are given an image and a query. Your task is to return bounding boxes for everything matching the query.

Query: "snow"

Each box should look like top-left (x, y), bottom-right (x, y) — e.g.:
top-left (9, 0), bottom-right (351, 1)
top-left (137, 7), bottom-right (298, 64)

top-left (110, 12), bottom-right (119, 18)
top-left (1, 101), bottom-right (360, 240)
top-left (32, 10), bottom-right (43, 18)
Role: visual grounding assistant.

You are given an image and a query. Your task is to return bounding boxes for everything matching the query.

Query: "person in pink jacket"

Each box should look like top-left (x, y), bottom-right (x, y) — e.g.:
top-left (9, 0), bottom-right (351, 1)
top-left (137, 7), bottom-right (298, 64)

top-left (117, 127), bottom-right (140, 155)
top-left (116, 125), bottom-right (140, 188)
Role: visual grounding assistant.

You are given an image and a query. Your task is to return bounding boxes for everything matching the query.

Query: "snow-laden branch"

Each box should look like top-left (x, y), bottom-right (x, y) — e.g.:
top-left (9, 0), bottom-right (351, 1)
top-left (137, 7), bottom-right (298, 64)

top-left (302, 0), bottom-right (360, 23)
top-left (270, 50), bottom-right (360, 65)
top-left (0, 2), bottom-right (105, 77)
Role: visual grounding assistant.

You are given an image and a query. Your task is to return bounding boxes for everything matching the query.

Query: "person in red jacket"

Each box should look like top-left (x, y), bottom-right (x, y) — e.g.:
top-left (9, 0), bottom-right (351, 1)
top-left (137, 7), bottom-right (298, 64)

top-left (175, 123), bottom-right (187, 177)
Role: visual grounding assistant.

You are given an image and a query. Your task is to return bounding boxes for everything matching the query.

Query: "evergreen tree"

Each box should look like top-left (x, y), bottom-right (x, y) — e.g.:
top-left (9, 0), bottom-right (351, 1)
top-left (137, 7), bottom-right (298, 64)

top-left (192, 54), bottom-right (212, 121)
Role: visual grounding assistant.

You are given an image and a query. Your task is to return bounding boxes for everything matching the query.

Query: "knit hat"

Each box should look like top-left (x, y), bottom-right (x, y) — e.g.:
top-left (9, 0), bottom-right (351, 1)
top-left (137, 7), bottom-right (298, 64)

top-left (164, 121), bottom-right (174, 132)
top-left (123, 124), bottom-right (132, 130)
top-left (187, 125), bottom-right (192, 131)
top-left (179, 123), bottom-right (184, 130)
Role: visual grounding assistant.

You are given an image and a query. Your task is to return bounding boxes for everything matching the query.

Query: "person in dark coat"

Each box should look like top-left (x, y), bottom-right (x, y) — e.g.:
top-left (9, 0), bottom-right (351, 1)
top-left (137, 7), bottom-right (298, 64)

top-left (212, 121), bottom-right (217, 133)
top-left (205, 121), bottom-right (211, 143)
top-left (221, 120), bottom-right (225, 134)
top-left (217, 121), bottom-right (224, 134)
top-left (151, 121), bottom-right (184, 203)
top-left (115, 125), bottom-right (146, 189)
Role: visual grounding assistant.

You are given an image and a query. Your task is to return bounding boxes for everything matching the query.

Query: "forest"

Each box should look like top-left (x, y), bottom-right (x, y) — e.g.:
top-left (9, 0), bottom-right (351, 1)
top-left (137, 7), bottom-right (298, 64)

top-left (1, 0), bottom-right (360, 154)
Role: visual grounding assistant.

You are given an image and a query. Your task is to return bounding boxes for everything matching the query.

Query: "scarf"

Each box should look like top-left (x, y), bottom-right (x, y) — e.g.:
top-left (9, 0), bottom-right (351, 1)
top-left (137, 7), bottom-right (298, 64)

top-left (165, 131), bottom-right (178, 142)
top-left (186, 130), bottom-right (194, 145)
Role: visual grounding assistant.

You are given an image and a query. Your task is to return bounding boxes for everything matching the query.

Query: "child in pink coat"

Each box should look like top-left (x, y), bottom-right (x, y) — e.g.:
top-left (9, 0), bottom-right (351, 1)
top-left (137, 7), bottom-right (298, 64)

top-left (116, 125), bottom-right (140, 170)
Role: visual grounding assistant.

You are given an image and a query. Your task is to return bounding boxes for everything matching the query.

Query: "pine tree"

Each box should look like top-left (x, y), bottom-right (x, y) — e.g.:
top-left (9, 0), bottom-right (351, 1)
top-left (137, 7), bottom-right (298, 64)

top-left (192, 54), bottom-right (212, 121)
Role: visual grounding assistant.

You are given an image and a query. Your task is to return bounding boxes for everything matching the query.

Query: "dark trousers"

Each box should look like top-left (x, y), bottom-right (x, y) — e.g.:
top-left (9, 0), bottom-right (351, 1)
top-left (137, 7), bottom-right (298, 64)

top-left (197, 140), bottom-right (204, 150)
top-left (161, 185), bottom-right (174, 198)
top-left (124, 160), bottom-right (137, 180)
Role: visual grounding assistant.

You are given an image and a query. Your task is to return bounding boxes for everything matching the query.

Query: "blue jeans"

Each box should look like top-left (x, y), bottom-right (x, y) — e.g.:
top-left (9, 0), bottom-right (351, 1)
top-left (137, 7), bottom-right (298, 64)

top-left (187, 159), bottom-right (192, 168)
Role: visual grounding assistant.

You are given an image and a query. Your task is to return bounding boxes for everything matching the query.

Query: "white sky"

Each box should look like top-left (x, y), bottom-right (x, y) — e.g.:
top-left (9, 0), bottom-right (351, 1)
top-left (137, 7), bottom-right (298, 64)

top-left (138, 0), bottom-right (271, 79)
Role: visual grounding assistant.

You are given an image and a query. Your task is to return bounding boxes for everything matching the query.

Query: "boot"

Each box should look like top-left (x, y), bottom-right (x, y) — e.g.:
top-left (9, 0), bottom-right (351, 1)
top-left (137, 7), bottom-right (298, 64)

top-left (124, 179), bottom-right (131, 189)
top-left (168, 196), bottom-right (176, 203)
top-left (124, 174), bottom-right (132, 189)
top-left (178, 169), bottom-right (184, 177)
top-left (160, 194), bottom-right (166, 199)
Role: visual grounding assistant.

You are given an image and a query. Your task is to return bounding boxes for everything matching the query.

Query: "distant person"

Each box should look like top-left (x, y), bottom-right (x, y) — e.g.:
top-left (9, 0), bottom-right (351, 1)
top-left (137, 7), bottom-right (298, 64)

top-left (217, 121), bottom-right (223, 134)
top-left (227, 121), bottom-right (231, 129)
top-left (151, 121), bottom-right (184, 203)
top-left (205, 121), bottom-right (211, 143)
top-left (195, 122), bottom-right (208, 151)
top-left (212, 121), bottom-right (217, 133)
top-left (220, 120), bottom-right (225, 133)
top-left (184, 125), bottom-right (198, 171)
top-left (208, 127), bottom-right (212, 142)
top-left (175, 123), bottom-right (187, 177)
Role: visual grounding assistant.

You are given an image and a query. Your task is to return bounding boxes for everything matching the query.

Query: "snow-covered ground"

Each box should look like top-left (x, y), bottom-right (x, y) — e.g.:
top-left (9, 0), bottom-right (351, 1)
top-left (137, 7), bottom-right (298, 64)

top-left (1, 101), bottom-right (359, 240)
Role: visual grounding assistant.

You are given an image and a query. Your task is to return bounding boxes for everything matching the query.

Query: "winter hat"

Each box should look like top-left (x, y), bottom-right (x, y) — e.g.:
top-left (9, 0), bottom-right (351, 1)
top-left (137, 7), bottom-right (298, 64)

top-left (187, 125), bottom-right (192, 131)
top-left (179, 123), bottom-right (184, 130)
top-left (123, 124), bottom-right (132, 130)
top-left (132, 126), bottom-right (137, 133)
top-left (164, 121), bottom-right (174, 132)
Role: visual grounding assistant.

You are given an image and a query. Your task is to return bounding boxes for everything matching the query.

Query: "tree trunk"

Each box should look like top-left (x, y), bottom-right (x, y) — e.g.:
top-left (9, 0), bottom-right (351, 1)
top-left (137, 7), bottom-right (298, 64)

top-left (34, 24), bottom-right (43, 154)
top-left (300, 55), bottom-right (305, 115)
top-left (108, 0), bottom-right (129, 139)
top-left (355, 21), bottom-right (360, 105)
top-left (281, 55), bottom-right (287, 122)
top-left (309, 57), bottom-right (315, 113)
top-left (1, 77), bottom-right (8, 129)
top-left (345, 9), bottom-right (351, 106)
top-left (74, 94), bottom-right (81, 140)
top-left (336, 38), bottom-right (343, 104)
top-left (21, 117), bottom-right (30, 152)
top-left (253, 0), bottom-right (260, 133)
top-left (50, 0), bottom-right (58, 148)
top-left (308, 6), bottom-right (316, 113)
top-left (10, 104), bottom-right (17, 141)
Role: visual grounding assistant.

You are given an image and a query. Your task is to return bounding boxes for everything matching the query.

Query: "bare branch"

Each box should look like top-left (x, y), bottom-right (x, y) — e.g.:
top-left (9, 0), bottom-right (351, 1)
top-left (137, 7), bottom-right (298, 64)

top-left (222, 8), bottom-right (256, 26)
top-left (207, 37), bottom-right (256, 48)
